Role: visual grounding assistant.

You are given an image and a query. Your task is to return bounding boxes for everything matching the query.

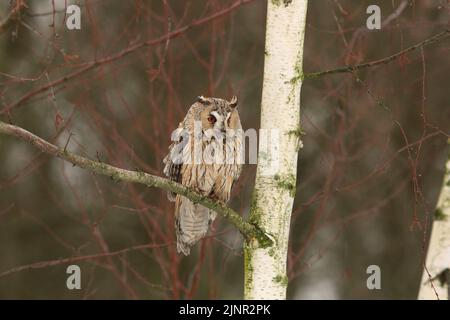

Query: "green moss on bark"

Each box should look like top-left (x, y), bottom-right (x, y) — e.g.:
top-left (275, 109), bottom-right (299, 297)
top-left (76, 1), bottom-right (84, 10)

top-left (249, 191), bottom-right (262, 225)
top-left (287, 128), bottom-right (305, 138)
top-left (276, 174), bottom-right (297, 197)
top-left (273, 274), bottom-right (288, 287)
top-left (271, 0), bottom-right (292, 7)
top-left (244, 244), bottom-right (253, 296)
top-left (435, 208), bottom-right (448, 221)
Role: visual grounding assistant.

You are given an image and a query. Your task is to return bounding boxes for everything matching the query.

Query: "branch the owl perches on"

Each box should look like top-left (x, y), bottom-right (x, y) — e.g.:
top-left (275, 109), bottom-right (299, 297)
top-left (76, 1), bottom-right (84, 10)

top-left (0, 120), bottom-right (274, 253)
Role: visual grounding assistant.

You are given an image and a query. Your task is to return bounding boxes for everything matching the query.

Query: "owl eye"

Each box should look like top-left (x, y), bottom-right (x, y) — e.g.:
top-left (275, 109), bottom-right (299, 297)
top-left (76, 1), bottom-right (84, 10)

top-left (207, 115), bottom-right (216, 124)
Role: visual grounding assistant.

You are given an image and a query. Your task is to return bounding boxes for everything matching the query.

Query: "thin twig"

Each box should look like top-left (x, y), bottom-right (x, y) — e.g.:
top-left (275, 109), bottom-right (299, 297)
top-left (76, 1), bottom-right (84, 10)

top-left (0, 242), bottom-right (172, 279)
top-left (303, 29), bottom-right (450, 79)
top-left (0, 0), bottom-right (26, 34)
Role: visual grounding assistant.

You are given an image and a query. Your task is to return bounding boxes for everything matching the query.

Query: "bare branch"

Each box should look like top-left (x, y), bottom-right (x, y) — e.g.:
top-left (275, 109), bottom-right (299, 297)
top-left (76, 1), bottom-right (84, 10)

top-left (0, 0), bottom-right (26, 34)
top-left (303, 29), bottom-right (450, 80)
top-left (0, 242), bottom-right (171, 280)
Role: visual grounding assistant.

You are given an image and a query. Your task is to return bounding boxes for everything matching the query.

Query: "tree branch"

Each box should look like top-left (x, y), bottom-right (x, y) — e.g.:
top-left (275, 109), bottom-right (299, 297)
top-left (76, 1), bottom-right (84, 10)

top-left (0, 0), bottom-right (26, 34)
top-left (0, 120), bottom-right (273, 247)
top-left (303, 29), bottom-right (450, 80)
top-left (0, 241), bottom-right (171, 280)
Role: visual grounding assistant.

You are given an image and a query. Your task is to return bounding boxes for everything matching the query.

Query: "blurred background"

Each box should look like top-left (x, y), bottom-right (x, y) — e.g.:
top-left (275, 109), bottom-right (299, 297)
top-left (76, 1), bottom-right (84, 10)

top-left (0, 0), bottom-right (449, 299)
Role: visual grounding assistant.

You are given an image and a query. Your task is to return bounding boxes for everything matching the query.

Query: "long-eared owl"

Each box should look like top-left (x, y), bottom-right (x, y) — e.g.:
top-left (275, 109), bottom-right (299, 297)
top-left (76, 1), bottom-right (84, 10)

top-left (163, 96), bottom-right (243, 255)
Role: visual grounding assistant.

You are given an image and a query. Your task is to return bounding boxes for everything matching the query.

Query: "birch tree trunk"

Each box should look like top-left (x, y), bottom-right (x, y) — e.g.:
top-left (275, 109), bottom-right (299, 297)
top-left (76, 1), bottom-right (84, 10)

top-left (244, 0), bottom-right (308, 300)
top-left (418, 141), bottom-right (450, 300)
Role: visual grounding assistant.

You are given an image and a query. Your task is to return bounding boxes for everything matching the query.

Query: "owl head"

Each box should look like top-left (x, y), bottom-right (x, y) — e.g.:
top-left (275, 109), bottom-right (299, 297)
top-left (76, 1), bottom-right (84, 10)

top-left (196, 96), bottom-right (240, 133)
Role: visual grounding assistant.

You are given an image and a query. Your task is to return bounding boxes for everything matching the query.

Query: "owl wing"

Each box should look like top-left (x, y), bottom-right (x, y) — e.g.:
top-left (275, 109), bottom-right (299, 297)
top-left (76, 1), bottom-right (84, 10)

top-left (163, 126), bottom-right (189, 201)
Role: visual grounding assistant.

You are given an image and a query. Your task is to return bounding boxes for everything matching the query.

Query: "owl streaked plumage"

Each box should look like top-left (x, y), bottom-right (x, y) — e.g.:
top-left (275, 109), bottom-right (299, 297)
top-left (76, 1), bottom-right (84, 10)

top-left (163, 96), bottom-right (243, 255)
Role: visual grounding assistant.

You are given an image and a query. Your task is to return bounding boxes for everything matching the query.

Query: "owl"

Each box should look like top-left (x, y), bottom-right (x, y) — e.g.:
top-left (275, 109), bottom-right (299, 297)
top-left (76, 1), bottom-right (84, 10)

top-left (163, 96), bottom-right (243, 255)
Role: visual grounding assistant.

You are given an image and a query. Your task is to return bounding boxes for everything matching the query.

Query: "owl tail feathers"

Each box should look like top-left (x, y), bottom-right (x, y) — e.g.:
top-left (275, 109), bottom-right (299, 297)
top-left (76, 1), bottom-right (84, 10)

top-left (175, 197), bottom-right (215, 256)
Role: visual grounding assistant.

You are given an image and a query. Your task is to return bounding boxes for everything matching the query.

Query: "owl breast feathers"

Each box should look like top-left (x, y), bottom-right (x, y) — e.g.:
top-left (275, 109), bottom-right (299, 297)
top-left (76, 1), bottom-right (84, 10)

top-left (163, 96), bottom-right (243, 255)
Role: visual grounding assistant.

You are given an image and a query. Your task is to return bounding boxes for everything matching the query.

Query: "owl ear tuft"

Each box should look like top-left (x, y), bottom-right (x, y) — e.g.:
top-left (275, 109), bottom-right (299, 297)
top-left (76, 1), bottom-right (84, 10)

top-left (229, 96), bottom-right (238, 108)
top-left (197, 96), bottom-right (209, 105)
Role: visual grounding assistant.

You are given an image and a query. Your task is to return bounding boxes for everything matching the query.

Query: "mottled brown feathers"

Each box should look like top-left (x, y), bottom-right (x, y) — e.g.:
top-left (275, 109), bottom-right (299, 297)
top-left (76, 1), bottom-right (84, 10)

top-left (163, 96), bottom-right (243, 255)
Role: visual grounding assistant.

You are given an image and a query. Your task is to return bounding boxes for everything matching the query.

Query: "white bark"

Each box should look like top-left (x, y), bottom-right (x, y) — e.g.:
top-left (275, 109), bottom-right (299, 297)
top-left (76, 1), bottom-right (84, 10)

top-left (418, 144), bottom-right (450, 300)
top-left (244, 0), bottom-right (308, 300)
